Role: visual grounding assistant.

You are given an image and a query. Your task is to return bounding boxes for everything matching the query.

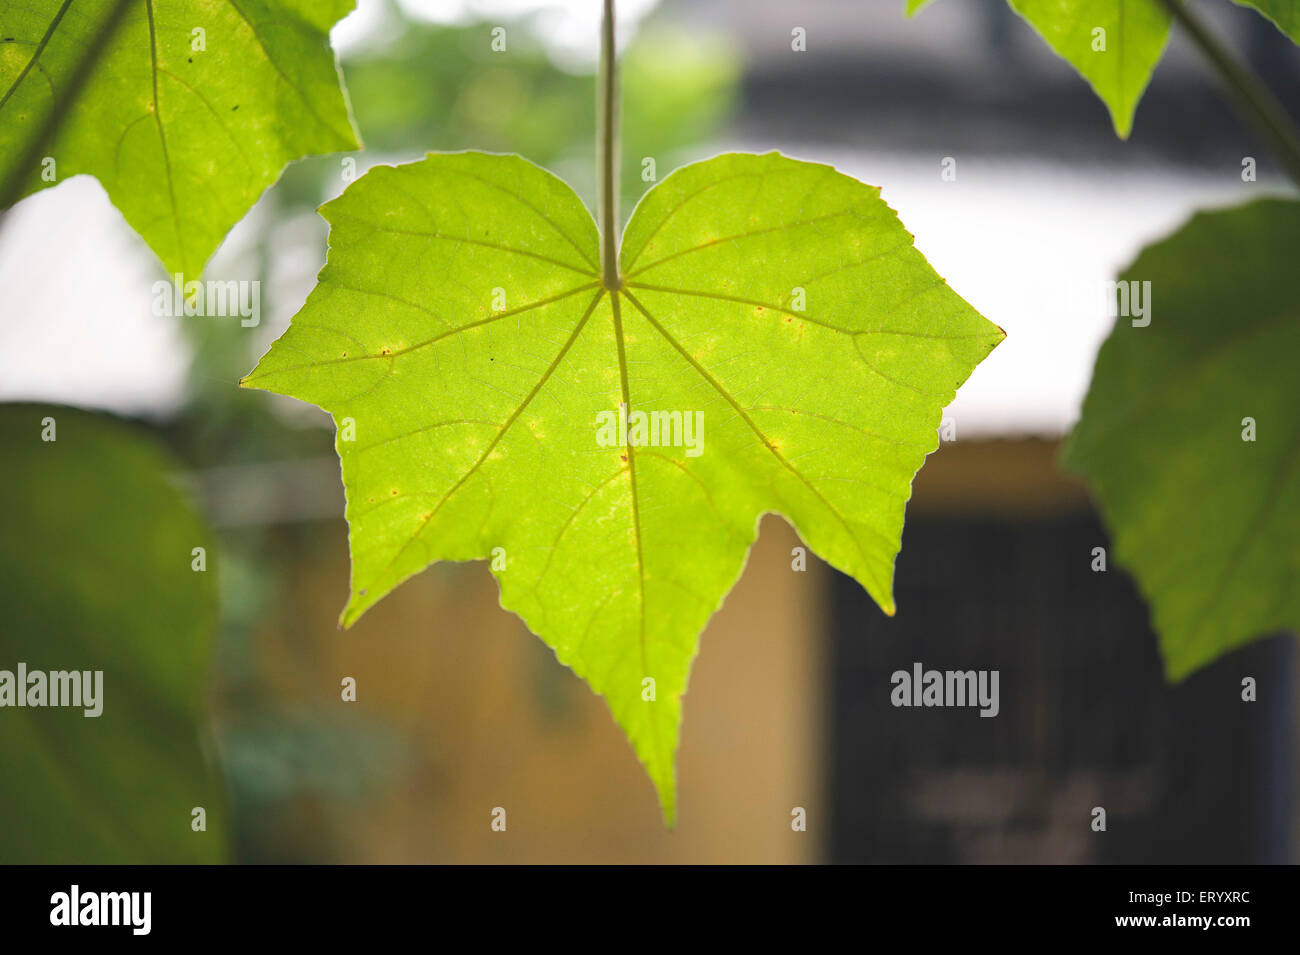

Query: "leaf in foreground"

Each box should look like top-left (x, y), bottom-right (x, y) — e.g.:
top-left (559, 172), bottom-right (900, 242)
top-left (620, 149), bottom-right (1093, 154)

top-left (0, 0), bottom-right (358, 277)
top-left (0, 404), bottom-right (226, 862)
top-left (1005, 0), bottom-right (1171, 138)
top-left (242, 150), bottom-right (1003, 820)
top-left (1063, 198), bottom-right (1300, 680)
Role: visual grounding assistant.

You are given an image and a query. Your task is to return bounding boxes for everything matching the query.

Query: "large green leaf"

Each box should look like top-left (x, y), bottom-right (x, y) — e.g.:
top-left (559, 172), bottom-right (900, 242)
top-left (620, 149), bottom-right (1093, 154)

top-left (241, 151), bottom-right (1003, 820)
top-left (0, 404), bottom-right (226, 862)
top-left (1063, 199), bottom-right (1300, 680)
top-left (0, 0), bottom-right (359, 277)
top-left (1006, 0), bottom-right (1171, 138)
top-left (1234, 0), bottom-right (1300, 43)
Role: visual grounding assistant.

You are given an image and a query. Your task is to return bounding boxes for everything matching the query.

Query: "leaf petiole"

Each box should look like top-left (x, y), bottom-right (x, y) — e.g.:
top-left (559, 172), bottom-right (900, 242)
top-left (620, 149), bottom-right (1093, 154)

top-left (598, 0), bottom-right (622, 291)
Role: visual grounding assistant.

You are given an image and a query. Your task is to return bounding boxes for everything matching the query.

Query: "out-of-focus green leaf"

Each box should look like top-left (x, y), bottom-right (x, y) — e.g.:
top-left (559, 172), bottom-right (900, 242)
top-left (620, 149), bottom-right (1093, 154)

top-left (1006, 0), bottom-right (1171, 138)
top-left (0, 404), bottom-right (226, 862)
top-left (241, 150), bottom-right (1002, 822)
top-left (1063, 199), bottom-right (1300, 679)
top-left (903, 0), bottom-right (1170, 136)
top-left (0, 0), bottom-right (359, 277)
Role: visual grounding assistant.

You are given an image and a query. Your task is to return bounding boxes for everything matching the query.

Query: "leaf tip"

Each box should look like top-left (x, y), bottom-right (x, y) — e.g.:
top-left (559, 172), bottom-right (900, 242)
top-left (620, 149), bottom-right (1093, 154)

top-left (1110, 106), bottom-right (1136, 141)
top-left (339, 597), bottom-right (365, 630)
top-left (1161, 654), bottom-right (1193, 685)
top-left (657, 786), bottom-right (678, 829)
top-left (650, 764), bottom-right (678, 828)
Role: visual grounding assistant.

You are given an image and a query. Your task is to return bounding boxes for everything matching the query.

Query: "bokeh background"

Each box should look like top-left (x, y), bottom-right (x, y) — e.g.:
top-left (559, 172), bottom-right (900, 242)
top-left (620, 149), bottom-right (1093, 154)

top-left (1, 0), bottom-right (1296, 863)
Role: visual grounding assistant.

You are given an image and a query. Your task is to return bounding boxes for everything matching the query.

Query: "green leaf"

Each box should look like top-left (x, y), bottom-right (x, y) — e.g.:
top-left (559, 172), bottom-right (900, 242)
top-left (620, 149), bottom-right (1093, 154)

top-left (0, 0), bottom-right (359, 277)
top-left (1233, 0), bottom-right (1300, 43)
top-left (905, 0), bottom-right (938, 16)
top-left (1062, 198), bottom-right (1300, 680)
top-left (0, 404), bottom-right (226, 862)
top-left (1006, 0), bottom-right (1171, 138)
top-left (241, 150), bottom-right (1003, 821)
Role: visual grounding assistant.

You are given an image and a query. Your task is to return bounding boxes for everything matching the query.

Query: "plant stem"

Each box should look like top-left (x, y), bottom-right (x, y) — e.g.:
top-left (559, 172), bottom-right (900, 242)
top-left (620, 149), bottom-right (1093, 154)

top-left (1159, 0), bottom-right (1300, 189)
top-left (598, 0), bottom-right (621, 290)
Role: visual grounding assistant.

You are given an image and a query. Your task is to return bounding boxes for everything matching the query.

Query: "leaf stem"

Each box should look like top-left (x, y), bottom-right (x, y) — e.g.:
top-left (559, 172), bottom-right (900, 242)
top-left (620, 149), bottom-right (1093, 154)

top-left (598, 0), bottom-right (621, 290)
top-left (1158, 0), bottom-right (1300, 189)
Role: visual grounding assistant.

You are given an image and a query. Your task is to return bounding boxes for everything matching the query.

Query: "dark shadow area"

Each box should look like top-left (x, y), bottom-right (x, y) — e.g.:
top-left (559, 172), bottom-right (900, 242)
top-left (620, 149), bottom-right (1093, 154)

top-left (828, 506), bottom-right (1293, 863)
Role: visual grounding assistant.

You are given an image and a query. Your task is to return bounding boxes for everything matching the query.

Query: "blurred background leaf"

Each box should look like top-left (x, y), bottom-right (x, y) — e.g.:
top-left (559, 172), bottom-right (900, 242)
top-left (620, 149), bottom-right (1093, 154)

top-left (1062, 198), bottom-right (1300, 680)
top-left (0, 403), bottom-right (226, 863)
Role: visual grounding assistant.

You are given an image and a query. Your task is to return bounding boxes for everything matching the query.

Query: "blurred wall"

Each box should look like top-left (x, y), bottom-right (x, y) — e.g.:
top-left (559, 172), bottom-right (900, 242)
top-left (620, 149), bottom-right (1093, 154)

top-left (237, 514), bottom-right (826, 863)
